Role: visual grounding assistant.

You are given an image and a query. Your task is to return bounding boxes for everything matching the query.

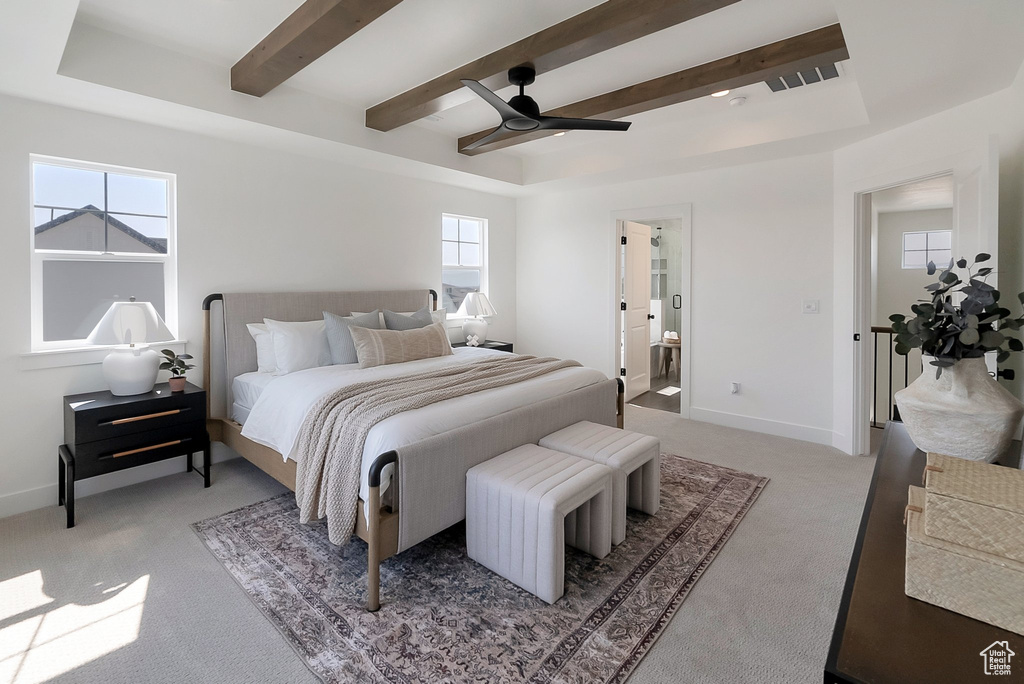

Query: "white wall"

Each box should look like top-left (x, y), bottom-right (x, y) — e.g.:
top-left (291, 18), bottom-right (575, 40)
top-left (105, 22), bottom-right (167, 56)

top-left (0, 93), bottom-right (517, 519)
top-left (873, 209), bottom-right (953, 326)
top-left (517, 152), bottom-right (835, 444)
top-left (832, 71), bottom-right (1024, 454)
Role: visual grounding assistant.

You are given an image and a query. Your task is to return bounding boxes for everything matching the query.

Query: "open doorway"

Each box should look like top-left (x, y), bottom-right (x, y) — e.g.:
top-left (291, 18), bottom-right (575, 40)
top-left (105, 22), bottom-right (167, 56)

top-left (867, 174), bottom-right (954, 454)
top-left (845, 137), bottom-right (998, 457)
top-left (613, 205), bottom-right (692, 417)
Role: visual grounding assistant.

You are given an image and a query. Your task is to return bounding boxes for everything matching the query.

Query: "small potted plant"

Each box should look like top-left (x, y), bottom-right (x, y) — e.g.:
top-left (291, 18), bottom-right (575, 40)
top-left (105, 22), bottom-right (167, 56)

top-left (160, 349), bottom-right (195, 392)
top-left (890, 253), bottom-right (1024, 461)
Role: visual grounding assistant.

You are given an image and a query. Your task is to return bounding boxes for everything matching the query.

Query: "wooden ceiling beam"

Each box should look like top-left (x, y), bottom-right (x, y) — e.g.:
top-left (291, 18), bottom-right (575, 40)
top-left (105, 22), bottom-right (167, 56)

top-left (458, 24), bottom-right (849, 155)
top-left (365, 0), bottom-right (741, 132)
top-left (231, 0), bottom-right (404, 97)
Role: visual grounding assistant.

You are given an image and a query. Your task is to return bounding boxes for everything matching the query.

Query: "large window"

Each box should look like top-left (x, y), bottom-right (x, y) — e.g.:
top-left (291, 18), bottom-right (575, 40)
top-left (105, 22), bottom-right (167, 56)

top-left (30, 156), bottom-right (177, 350)
top-left (442, 213), bottom-right (486, 312)
top-left (902, 230), bottom-right (952, 269)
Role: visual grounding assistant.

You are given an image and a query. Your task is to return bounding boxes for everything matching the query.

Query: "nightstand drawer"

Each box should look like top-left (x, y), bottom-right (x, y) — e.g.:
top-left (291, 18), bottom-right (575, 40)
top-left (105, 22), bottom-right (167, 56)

top-left (70, 420), bottom-right (208, 479)
top-left (66, 389), bottom-right (205, 445)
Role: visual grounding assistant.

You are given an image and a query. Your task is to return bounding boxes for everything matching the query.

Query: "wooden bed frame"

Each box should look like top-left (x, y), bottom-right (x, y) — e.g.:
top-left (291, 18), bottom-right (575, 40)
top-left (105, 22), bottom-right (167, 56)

top-left (202, 291), bottom-right (624, 611)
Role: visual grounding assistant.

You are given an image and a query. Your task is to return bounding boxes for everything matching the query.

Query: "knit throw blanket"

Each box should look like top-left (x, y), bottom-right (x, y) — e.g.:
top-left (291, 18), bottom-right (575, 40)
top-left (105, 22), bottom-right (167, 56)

top-left (295, 355), bottom-right (582, 545)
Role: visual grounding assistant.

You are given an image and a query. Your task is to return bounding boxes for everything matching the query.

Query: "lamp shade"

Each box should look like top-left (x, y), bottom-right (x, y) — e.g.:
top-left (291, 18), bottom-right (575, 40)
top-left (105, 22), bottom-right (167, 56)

top-left (458, 292), bottom-right (497, 318)
top-left (87, 300), bottom-right (173, 346)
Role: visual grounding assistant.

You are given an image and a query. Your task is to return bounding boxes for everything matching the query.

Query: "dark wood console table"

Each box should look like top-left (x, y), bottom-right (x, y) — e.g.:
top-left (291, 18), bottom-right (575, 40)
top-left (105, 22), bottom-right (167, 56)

top-left (825, 421), bottom-right (1021, 683)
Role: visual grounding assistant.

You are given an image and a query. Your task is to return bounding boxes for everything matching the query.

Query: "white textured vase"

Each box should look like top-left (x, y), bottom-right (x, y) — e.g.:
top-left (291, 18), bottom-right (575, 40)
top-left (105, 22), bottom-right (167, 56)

top-left (895, 356), bottom-right (1024, 462)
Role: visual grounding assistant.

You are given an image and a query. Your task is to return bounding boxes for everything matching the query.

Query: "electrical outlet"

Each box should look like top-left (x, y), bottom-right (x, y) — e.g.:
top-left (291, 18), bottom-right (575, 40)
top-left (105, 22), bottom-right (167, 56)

top-left (730, 382), bottom-right (740, 395)
top-left (802, 299), bottom-right (820, 314)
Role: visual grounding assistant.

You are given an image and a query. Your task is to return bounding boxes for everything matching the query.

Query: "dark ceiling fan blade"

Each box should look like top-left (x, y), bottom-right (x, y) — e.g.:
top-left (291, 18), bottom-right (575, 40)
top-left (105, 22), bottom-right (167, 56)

top-left (460, 79), bottom-right (522, 121)
top-left (460, 124), bottom-right (517, 152)
top-left (536, 116), bottom-right (631, 131)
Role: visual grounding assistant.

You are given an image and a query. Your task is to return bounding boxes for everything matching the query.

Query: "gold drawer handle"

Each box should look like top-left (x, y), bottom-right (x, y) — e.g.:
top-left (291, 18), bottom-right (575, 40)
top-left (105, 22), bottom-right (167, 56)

top-left (107, 409), bottom-right (186, 426)
top-left (112, 440), bottom-right (183, 458)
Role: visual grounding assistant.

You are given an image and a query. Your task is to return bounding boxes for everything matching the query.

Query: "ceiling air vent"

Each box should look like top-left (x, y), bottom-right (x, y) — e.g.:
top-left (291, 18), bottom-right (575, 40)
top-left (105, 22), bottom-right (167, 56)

top-left (765, 62), bottom-right (842, 92)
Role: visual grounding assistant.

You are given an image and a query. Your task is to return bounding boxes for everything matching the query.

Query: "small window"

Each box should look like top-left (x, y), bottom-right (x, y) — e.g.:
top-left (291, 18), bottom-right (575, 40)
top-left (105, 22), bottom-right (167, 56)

top-left (441, 214), bottom-right (486, 311)
top-left (902, 230), bottom-right (951, 269)
top-left (30, 156), bottom-right (177, 350)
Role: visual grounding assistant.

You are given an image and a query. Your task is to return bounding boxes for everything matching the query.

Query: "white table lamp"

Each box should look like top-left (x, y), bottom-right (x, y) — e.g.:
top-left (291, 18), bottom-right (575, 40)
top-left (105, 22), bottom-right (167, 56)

top-left (457, 292), bottom-right (497, 346)
top-left (87, 298), bottom-right (174, 396)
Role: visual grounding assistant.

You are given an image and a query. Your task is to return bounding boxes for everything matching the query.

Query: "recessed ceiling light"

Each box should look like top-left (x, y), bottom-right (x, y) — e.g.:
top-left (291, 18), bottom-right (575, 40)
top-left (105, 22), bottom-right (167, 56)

top-left (553, 132), bottom-right (566, 137)
top-left (711, 89), bottom-right (730, 98)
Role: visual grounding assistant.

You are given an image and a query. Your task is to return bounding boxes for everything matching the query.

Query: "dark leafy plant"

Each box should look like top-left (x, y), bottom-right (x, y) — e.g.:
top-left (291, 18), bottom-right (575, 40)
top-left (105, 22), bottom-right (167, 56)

top-left (890, 253), bottom-right (1024, 377)
top-left (159, 349), bottom-right (194, 378)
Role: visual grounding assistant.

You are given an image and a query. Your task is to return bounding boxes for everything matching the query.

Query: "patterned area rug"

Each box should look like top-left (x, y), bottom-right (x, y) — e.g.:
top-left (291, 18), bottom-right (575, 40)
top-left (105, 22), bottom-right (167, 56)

top-left (193, 454), bottom-right (767, 683)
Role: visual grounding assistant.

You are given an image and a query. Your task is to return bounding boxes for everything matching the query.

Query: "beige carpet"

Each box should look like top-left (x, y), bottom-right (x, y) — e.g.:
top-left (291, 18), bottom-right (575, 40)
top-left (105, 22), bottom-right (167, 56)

top-left (0, 406), bottom-right (874, 683)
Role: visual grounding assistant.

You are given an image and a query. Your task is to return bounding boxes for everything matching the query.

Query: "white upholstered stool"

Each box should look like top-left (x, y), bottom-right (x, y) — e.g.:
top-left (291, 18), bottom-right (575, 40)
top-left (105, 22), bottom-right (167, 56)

top-left (466, 444), bottom-right (613, 604)
top-left (540, 421), bottom-right (660, 546)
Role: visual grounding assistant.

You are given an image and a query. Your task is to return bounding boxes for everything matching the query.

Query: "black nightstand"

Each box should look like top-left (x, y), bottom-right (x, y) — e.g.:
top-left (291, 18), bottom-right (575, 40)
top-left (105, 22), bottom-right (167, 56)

top-left (453, 340), bottom-right (514, 353)
top-left (60, 382), bottom-right (210, 528)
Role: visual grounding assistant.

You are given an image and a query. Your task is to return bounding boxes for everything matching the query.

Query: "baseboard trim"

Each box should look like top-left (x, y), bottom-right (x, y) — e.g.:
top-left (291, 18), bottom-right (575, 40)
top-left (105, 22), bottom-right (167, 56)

top-left (689, 407), bottom-right (833, 446)
top-left (0, 444), bottom-right (239, 521)
top-left (832, 431), bottom-right (855, 455)
top-left (0, 483), bottom-right (57, 522)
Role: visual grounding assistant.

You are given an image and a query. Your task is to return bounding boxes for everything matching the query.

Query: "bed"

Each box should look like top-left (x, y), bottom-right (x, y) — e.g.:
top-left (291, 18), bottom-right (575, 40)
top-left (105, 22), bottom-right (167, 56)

top-left (202, 289), bottom-right (623, 610)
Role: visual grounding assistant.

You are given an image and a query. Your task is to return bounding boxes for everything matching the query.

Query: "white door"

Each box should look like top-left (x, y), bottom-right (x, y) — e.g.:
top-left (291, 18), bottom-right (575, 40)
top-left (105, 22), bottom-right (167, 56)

top-left (623, 221), bottom-right (652, 401)
top-left (953, 138), bottom-right (1000, 372)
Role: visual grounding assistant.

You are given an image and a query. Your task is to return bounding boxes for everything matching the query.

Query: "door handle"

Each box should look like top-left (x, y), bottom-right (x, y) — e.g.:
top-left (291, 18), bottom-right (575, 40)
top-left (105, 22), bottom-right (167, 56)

top-left (647, 314), bottom-right (655, 320)
top-left (672, 294), bottom-right (681, 310)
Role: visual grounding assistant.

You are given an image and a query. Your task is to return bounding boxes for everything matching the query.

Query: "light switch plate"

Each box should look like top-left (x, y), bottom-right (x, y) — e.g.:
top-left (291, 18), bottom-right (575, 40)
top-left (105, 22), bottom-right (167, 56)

top-left (802, 299), bottom-right (820, 314)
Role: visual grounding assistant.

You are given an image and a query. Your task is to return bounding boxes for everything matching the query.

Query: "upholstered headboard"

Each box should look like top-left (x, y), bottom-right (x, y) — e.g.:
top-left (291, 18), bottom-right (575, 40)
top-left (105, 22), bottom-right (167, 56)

top-left (203, 289), bottom-right (435, 419)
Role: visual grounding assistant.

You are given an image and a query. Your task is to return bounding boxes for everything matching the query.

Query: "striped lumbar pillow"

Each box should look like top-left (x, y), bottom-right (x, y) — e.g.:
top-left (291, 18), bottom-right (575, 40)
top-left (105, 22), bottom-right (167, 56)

top-left (349, 321), bottom-right (453, 369)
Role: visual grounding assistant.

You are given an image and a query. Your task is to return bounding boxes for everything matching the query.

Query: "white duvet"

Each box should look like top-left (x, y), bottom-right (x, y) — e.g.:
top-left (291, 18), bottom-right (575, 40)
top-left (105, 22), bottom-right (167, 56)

top-left (240, 347), bottom-right (607, 504)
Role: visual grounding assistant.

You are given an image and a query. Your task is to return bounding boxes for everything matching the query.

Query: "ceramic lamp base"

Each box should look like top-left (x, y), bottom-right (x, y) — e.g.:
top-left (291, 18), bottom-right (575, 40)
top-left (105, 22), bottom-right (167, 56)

top-left (462, 317), bottom-right (489, 346)
top-left (102, 346), bottom-right (162, 396)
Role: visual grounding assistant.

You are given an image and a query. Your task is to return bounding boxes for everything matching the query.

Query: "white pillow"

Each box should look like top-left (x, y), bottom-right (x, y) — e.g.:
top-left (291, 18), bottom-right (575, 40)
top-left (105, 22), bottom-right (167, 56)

top-left (246, 323), bottom-right (278, 374)
top-left (354, 308), bottom-right (447, 326)
top-left (264, 318), bottom-right (331, 375)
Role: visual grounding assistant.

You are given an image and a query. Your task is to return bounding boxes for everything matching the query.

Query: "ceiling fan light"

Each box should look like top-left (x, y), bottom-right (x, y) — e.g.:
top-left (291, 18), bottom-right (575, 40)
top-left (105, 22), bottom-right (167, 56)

top-left (711, 89), bottom-right (730, 98)
top-left (506, 117), bottom-right (540, 131)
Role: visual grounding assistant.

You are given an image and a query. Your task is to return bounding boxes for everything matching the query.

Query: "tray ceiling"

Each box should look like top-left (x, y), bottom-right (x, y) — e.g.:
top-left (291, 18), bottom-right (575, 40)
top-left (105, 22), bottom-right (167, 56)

top-left (2, 0), bottom-right (1020, 193)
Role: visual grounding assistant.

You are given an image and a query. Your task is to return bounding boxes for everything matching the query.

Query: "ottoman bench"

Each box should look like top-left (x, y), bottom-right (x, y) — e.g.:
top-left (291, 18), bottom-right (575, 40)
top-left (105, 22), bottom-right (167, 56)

top-left (540, 421), bottom-right (660, 545)
top-left (466, 444), bottom-right (613, 604)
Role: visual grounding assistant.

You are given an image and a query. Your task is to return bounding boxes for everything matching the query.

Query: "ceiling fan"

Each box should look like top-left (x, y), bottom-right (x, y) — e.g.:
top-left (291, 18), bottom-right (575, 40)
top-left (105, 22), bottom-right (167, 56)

top-left (460, 65), bottom-right (631, 151)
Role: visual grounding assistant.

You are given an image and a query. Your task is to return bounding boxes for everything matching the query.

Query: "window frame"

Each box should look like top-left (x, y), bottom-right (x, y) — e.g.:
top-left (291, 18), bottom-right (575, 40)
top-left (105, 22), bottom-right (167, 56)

top-left (901, 229), bottom-right (952, 270)
top-left (29, 154), bottom-right (178, 352)
top-left (441, 213), bottom-right (488, 316)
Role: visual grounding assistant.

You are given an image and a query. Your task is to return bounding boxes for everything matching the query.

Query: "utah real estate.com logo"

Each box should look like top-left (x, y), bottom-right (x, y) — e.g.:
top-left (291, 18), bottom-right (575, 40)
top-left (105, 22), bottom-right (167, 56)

top-left (980, 641), bottom-right (1015, 676)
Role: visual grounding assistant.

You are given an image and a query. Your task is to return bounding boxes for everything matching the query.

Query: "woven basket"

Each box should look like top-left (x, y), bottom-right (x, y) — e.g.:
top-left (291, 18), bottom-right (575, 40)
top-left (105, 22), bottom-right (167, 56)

top-left (923, 453), bottom-right (1024, 562)
top-left (905, 486), bottom-right (1024, 635)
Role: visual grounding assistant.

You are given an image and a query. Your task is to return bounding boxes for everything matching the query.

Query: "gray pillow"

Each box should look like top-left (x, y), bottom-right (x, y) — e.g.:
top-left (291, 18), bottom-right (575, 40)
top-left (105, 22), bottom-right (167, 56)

top-left (383, 306), bottom-right (433, 331)
top-left (323, 310), bottom-right (382, 364)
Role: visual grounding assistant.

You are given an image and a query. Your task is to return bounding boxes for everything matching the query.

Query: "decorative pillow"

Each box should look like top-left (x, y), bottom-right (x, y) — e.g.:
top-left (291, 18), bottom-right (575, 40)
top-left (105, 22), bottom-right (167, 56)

top-left (349, 321), bottom-right (453, 369)
top-left (264, 318), bottom-right (331, 375)
top-left (246, 323), bottom-right (278, 374)
top-left (323, 310), bottom-right (382, 365)
top-left (354, 308), bottom-right (447, 328)
top-left (383, 306), bottom-right (434, 331)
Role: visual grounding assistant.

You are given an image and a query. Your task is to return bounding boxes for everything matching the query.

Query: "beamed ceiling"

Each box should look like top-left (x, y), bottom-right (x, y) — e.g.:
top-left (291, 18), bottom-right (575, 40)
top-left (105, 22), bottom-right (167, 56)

top-left (229, 0), bottom-right (847, 156)
top-left (5, 0), bottom-right (1024, 194)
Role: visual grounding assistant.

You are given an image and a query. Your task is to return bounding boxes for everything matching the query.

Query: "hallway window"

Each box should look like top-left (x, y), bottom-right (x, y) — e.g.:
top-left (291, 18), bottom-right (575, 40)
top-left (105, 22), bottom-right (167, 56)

top-left (901, 230), bottom-right (951, 269)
